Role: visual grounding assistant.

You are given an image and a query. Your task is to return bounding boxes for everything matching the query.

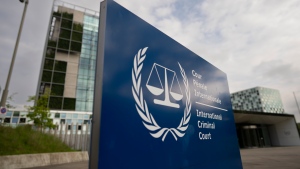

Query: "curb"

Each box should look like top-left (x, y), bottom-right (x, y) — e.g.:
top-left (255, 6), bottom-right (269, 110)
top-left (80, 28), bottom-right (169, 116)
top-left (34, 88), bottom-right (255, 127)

top-left (0, 151), bottom-right (89, 169)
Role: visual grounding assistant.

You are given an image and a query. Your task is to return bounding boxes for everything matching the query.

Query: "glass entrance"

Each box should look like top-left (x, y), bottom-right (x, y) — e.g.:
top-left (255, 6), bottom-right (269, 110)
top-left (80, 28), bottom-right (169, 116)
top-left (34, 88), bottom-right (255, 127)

top-left (236, 124), bottom-right (271, 148)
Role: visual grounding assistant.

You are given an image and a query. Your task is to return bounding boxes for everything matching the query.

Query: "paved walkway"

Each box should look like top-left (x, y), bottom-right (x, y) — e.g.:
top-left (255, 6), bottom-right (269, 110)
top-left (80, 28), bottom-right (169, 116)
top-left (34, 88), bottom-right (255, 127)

top-left (240, 146), bottom-right (300, 169)
top-left (26, 146), bottom-right (300, 169)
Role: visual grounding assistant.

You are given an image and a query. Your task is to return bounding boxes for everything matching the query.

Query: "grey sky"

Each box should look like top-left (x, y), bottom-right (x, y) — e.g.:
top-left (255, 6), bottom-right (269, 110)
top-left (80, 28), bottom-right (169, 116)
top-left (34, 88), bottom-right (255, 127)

top-left (1, 0), bottom-right (299, 121)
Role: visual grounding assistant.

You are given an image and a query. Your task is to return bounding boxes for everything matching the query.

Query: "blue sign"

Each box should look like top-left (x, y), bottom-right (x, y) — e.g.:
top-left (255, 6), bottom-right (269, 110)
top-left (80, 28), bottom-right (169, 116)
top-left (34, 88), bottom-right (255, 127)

top-left (90, 1), bottom-right (243, 169)
top-left (0, 107), bottom-right (6, 114)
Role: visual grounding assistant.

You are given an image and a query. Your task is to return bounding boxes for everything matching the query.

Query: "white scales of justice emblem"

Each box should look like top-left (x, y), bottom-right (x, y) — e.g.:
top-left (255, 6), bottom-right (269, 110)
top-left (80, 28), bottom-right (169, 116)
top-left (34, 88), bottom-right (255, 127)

top-left (132, 47), bottom-right (191, 141)
top-left (146, 63), bottom-right (183, 108)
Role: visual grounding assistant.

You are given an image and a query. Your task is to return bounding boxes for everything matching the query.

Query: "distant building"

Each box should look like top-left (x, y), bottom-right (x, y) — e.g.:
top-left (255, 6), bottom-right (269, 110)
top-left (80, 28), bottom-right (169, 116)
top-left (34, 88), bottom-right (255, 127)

top-left (231, 86), bottom-right (285, 113)
top-left (36, 1), bottom-right (99, 112)
top-left (232, 87), bottom-right (300, 148)
top-left (1, 109), bottom-right (91, 126)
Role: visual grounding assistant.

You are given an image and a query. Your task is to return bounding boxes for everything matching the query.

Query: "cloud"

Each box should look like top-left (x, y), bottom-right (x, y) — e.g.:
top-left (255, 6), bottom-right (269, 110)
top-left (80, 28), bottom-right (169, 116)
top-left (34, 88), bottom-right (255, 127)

top-left (253, 60), bottom-right (300, 83)
top-left (1, 0), bottom-right (300, 122)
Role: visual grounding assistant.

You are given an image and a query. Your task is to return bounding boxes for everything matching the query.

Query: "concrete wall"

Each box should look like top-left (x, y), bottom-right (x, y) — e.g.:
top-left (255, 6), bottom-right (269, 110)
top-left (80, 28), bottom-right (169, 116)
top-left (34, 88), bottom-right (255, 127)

top-left (268, 125), bottom-right (280, 146)
top-left (268, 118), bottom-right (300, 146)
top-left (0, 151), bottom-right (88, 169)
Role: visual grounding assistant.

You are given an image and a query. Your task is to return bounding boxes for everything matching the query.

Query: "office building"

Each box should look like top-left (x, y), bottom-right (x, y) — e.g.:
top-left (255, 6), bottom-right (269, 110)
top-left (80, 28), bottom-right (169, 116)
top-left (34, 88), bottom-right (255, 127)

top-left (232, 87), bottom-right (299, 148)
top-left (231, 86), bottom-right (285, 113)
top-left (36, 1), bottom-right (99, 112)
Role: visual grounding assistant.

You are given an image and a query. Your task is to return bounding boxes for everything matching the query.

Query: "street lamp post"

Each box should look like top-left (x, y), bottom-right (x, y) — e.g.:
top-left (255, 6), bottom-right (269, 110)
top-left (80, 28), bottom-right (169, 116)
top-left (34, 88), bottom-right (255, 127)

top-left (293, 91), bottom-right (300, 117)
top-left (0, 0), bottom-right (29, 108)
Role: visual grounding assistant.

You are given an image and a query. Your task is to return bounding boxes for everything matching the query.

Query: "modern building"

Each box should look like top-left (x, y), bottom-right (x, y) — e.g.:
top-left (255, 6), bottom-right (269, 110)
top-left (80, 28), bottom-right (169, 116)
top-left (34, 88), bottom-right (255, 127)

top-left (1, 109), bottom-right (91, 127)
top-left (232, 87), bottom-right (299, 148)
top-left (36, 1), bottom-right (99, 112)
top-left (231, 86), bottom-right (285, 113)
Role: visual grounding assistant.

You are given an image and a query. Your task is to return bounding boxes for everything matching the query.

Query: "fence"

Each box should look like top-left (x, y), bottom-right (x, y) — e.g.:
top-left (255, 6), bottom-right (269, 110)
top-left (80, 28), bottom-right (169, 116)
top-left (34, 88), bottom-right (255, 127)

top-left (45, 123), bottom-right (91, 151)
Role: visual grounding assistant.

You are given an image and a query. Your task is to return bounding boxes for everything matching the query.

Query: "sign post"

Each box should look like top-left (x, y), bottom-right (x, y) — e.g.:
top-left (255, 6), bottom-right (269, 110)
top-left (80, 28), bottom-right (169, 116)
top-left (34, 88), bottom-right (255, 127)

top-left (90, 1), bottom-right (243, 169)
top-left (0, 107), bottom-right (6, 123)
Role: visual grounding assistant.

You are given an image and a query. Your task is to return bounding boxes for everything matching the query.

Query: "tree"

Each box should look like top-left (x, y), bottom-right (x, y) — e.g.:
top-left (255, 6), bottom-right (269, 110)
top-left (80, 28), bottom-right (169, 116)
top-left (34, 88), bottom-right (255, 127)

top-left (6, 92), bottom-right (17, 109)
top-left (26, 92), bottom-right (55, 131)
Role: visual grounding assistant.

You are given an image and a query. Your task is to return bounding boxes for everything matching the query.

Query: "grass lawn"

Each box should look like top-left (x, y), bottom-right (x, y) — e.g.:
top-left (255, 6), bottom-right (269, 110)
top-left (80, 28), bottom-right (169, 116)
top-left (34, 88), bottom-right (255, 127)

top-left (0, 125), bottom-right (74, 156)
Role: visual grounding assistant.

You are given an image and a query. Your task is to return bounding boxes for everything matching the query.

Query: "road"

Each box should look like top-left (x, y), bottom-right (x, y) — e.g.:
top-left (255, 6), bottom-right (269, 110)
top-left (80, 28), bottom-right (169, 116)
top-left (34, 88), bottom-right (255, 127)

top-left (25, 146), bottom-right (300, 169)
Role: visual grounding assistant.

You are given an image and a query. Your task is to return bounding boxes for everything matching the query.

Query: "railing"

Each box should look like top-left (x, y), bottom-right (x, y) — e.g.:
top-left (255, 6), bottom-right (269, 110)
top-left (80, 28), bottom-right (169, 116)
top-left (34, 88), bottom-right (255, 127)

top-left (46, 123), bottom-right (91, 151)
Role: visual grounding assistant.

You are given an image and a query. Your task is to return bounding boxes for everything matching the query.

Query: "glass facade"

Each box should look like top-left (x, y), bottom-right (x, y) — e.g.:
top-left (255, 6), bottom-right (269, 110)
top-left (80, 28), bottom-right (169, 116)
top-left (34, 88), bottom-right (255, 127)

top-left (231, 87), bottom-right (285, 113)
top-left (2, 110), bottom-right (31, 126)
top-left (2, 110), bottom-right (92, 126)
top-left (76, 15), bottom-right (98, 112)
top-left (37, 1), bottom-right (99, 112)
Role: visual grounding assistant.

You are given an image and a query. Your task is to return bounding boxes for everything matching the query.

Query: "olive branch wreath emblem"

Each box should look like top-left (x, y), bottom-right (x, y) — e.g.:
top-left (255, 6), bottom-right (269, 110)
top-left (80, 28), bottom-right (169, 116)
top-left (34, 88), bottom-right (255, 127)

top-left (132, 47), bottom-right (191, 141)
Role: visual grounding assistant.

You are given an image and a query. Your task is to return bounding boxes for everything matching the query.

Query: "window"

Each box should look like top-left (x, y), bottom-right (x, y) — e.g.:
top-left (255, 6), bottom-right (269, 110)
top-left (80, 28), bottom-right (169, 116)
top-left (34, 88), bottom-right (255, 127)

top-left (49, 97), bottom-right (63, 109)
top-left (12, 117), bottom-right (19, 123)
top-left (4, 118), bottom-right (11, 123)
top-left (66, 114), bottom-right (72, 118)
top-left (61, 19), bottom-right (72, 29)
top-left (58, 38), bottom-right (70, 50)
top-left (59, 29), bottom-right (71, 39)
top-left (60, 113), bottom-right (66, 118)
top-left (46, 48), bottom-right (55, 58)
top-left (19, 118), bottom-right (26, 123)
top-left (52, 72), bottom-right (66, 84)
top-left (44, 59), bottom-right (54, 70)
top-left (63, 98), bottom-right (76, 110)
top-left (83, 114), bottom-right (89, 119)
top-left (51, 84), bottom-right (64, 96)
top-left (73, 22), bottom-right (83, 32)
top-left (73, 114), bottom-right (78, 119)
top-left (72, 32), bottom-right (83, 41)
top-left (60, 119), bottom-right (65, 124)
top-left (54, 61), bottom-right (67, 72)
top-left (66, 119), bottom-right (72, 124)
top-left (48, 40), bottom-right (57, 48)
top-left (6, 111), bottom-right (12, 117)
top-left (13, 111), bottom-right (20, 117)
top-left (55, 113), bottom-right (60, 118)
top-left (70, 41), bottom-right (81, 52)
top-left (78, 114), bottom-right (83, 119)
top-left (42, 71), bottom-right (52, 82)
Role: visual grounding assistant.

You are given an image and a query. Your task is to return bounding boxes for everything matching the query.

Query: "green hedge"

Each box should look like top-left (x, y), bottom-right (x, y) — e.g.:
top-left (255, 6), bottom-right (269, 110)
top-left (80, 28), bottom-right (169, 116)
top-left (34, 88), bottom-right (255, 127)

top-left (60, 29), bottom-right (71, 39)
top-left (61, 19), bottom-right (72, 29)
top-left (73, 23), bottom-right (83, 32)
top-left (58, 39), bottom-right (70, 50)
top-left (71, 42), bottom-right (81, 52)
top-left (62, 12), bottom-right (73, 19)
top-left (63, 98), bottom-right (76, 110)
top-left (44, 59), bottom-right (54, 70)
top-left (41, 71), bottom-right (52, 82)
top-left (0, 125), bottom-right (73, 155)
top-left (48, 40), bottom-right (57, 48)
top-left (72, 32), bottom-right (83, 41)
top-left (49, 97), bottom-right (63, 110)
top-left (46, 48), bottom-right (55, 58)
top-left (52, 72), bottom-right (66, 84)
top-left (53, 11), bottom-right (73, 20)
top-left (51, 84), bottom-right (64, 96)
top-left (54, 61), bottom-right (67, 72)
